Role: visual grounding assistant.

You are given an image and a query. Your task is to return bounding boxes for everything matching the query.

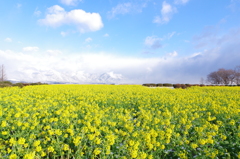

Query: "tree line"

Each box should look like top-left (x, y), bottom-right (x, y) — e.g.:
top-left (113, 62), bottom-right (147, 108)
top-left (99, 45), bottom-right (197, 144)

top-left (207, 65), bottom-right (240, 85)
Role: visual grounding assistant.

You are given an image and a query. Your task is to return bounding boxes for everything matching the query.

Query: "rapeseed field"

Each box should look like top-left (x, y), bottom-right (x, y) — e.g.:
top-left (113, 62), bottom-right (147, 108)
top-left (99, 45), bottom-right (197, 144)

top-left (0, 85), bottom-right (239, 159)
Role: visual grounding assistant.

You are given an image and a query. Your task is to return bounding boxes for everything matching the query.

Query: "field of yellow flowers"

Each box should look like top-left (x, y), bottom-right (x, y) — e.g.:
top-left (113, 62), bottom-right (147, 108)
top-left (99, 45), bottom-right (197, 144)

top-left (0, 85), bottom-right (239, 159)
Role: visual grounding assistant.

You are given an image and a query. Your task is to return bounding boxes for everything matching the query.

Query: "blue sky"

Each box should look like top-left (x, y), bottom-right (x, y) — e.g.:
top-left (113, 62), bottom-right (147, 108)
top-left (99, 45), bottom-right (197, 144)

top-left (1, 0), bottom-right (240, 83)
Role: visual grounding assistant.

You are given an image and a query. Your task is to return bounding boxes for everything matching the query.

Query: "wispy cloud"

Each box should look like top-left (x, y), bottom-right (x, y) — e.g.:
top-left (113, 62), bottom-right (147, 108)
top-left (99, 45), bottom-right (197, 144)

top-left (228, 0), bottom-right (240, 12)
top-left (60, 0), bottom-right (82, 6)
top-left (103, 33), bottom-right (109, 37)
top-left (38, 5), bottom-right (103, 33)
top-left (193, 26), bottom-right (240, 49)
top-left (34, 8), bottom-right (41, 17)
top-left (108, 2), bottom-right (146, 18)
top-left (153, 1), bottom-right (177, 24)
top-left (174, 0), bottom-right (190, 5)
top-left (4, 38), bottom-right (12, 42)
top-left (167, 51), bottom-right (178, 57)
top-left (85, 37), bottom-right (92, 42)
top-left (144, 36), bottom-right (162, 49)
top-left (167, 32), bottom-right (176, 39)
top-left (16, 3), bottom-right (22, 9)
top-left (60, 31), bottom-right (68, 37)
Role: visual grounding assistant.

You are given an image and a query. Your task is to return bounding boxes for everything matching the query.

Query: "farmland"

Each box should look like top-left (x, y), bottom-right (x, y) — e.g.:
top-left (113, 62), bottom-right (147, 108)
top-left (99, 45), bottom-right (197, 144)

top-left (0, 85), bottom-right (239, 159)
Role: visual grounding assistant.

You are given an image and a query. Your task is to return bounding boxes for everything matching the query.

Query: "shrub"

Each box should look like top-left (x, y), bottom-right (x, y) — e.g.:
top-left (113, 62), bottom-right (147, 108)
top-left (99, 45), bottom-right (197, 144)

top-left (149, 83), bottom-right (156, 87)
top-left (163, 83), bottom-right (173, 87)
top-left (192, 84), bottom-right (200, 87)
top-left (13, 83), bottom-right (24, 88)
top-left (30, 82), bottom-right (44, 85)
top-left (0, 81), bottom-right (12, 85)
top-left (181, 84), bottom-right (187, 89)
top-left (156, 83), bottom-right (163, 87)
top-left (173, 84), bottom-right (182, 89)
top-left (185, 84), bottom-right (192, 88)
top-left (0, 83), bottom-right (12, 88)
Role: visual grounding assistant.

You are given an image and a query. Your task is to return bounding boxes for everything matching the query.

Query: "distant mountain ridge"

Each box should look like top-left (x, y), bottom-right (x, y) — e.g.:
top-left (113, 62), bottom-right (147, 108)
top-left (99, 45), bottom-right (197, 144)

top-left (9, 68), bottom-right (126, 84)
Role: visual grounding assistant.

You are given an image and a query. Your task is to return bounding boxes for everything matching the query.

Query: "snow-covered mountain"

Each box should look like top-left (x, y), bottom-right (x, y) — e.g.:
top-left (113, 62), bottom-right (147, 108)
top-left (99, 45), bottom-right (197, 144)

top-left (9, 68), bottom-right (126, 84)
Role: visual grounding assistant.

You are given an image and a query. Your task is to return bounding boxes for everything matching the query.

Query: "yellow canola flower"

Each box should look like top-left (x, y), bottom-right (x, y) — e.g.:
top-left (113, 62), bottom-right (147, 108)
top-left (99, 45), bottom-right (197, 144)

top-left (190, 143), bottom-right (198, 149)
top-left (0, 85), bottom-right (239, 158)
top-left (130, 149), bottom-right (138, 158)
top-left (47, 146), bottom-right (54, 152)
top-left (95, 137), bottom-right (101, 144)
top-left (9, 154), bottom-right (17, 159)
top-left (36, 146), bottom-right (42, 152)
top-left (33, 140), bottom-right (40, 147)
top-left (1, 131), bottom-right (8, 135)
top-left (23, 152), bottom-right (35, 159)
top-left (93, 148), bottom-right (101, 155)
top-left (18, 137), bottom-right (25, 145)
top-left (63, 144), bottom-right (70, 151)
top-left (1, 120), bottom-right (7, 127)
top-left (73, 136), bottom-right (81, 146)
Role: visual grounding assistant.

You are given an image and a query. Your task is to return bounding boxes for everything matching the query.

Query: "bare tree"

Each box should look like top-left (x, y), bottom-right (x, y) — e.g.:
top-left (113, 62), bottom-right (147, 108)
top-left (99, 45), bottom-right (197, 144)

top-left (207, 71), bottom-right (222, 84)
top-left (207, 67), bottom-right (238, 85)
top-left (234, 65), bottom-right (240, 85)
top-left (218, 68), bottom-right (235, 85)
top-left (0, 65), bottom-right (7, 82)
top-left (200, 77), bottom-right (205, 84)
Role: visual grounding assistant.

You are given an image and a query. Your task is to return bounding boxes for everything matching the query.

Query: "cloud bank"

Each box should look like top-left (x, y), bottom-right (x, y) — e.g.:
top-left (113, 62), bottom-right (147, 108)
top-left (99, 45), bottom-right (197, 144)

top-left (38, 5), bottom-right (103, 33)
top-left (1, 39), bottom-right (240, 84)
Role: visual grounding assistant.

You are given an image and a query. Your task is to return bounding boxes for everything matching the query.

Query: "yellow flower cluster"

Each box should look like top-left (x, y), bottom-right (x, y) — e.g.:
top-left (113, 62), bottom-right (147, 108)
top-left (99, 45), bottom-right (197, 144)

top-left (0, 85), bottom-right (239, 158)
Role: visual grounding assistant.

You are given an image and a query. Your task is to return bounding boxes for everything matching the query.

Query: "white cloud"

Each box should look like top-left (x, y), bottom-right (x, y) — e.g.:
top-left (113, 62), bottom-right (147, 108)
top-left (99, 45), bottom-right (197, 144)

top-left (144, 36), bottom-right (162, 49)
top-left (38, 5), bottom-right (103, 33)
top-left (153, 1), bottom-right (177, 24)
top-left (4, 38), bottom-right (12, 42)
top-left (23, 47), bottom-right (39, 52)
top-left (174, 0), bottom-right (190, 5)
top-left (60, 0), bottom-right (82, 6)
top-left (85, 37), bottom-right (92, 42)
top-left (108, 2), bottom-right (146, 18)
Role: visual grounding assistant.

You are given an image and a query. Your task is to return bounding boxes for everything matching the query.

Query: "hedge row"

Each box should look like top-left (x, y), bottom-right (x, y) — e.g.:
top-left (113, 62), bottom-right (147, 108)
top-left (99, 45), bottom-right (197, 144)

top-left (0, 81), bottom-right (48, 88)
top-left (142, 83), bottom-right (240, 89)
top-left (142, 83), bottom-right (173, 87)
